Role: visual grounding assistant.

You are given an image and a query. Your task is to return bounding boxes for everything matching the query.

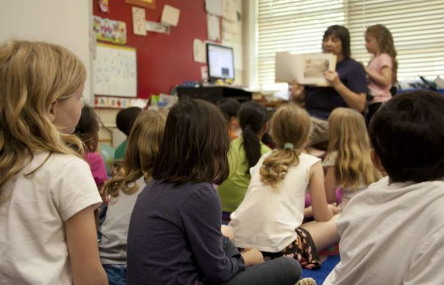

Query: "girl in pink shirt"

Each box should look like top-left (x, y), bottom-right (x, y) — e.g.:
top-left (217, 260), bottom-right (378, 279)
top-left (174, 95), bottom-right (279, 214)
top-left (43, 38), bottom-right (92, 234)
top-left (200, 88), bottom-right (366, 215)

top-left (364, 24), bottom-right (398, 123)
top-left (74, 106), bottom-right (108, 193)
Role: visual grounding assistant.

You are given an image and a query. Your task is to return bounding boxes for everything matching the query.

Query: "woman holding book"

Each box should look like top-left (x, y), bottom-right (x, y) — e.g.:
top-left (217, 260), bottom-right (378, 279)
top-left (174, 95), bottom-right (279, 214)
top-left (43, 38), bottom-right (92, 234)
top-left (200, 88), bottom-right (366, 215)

top-left (290, 25), bottom-right (367, 149)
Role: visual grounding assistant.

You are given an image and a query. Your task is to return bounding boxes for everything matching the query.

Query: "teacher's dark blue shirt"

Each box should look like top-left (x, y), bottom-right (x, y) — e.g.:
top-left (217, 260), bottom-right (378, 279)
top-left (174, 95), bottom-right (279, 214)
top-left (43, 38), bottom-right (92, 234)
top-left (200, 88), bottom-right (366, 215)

top-left (305, 58), bottom-right (367, 120)
top-left (127, 180), bottom-right (245, 285)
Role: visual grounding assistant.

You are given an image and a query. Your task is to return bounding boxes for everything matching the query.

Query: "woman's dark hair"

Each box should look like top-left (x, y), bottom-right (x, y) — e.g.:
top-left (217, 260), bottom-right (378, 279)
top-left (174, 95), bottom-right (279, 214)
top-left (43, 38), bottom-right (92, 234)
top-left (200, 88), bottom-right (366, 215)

top-left (323, 25), bottom-right (351, 59)
top-left (74, 106), bottom-right (99, 151)
top-left (153, 98), bottom-right (231, 185)
top-left (239, 101), bottom-right (269, 172)
top-left (369, 90), bottom-right (444, 183)
top-left (217, 98), bottom-right (241, 121)
top-left (116, 107), bottom-right (142, 136)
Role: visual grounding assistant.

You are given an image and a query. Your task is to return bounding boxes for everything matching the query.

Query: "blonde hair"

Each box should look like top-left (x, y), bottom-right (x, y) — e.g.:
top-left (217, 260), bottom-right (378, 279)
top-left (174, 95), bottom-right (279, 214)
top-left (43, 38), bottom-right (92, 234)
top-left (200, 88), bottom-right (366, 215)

top-left (0, 40), bottom-right (86, 192)
top-left (366, 24), bottom-right (398, 84)
top-left (327, 108), bottom-right (381, 189)
top-left (260, 104), bottom-right (311, 188)
top-left (104, 110), bottom-right (167, 198)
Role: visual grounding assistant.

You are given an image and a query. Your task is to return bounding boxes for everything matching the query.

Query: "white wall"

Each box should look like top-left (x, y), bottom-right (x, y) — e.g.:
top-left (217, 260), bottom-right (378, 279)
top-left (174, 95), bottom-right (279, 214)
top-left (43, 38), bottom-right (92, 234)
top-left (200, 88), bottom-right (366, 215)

top-left (0, 0), bottom-right (94, 104)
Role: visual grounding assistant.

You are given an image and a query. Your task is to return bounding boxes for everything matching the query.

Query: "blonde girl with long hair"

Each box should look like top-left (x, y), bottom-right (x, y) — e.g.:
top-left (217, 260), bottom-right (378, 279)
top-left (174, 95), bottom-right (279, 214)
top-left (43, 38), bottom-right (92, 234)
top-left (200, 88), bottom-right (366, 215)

top-left (230, 104), bottom-right (340, 270)
top-left (364, 24), bottom-right (398, 123)
top-left (324, 108), bottom-right (382, 209)
top-left (0, 40), bottom-right (107, 284)
top-left (99, 110), bottom-right (166, 284)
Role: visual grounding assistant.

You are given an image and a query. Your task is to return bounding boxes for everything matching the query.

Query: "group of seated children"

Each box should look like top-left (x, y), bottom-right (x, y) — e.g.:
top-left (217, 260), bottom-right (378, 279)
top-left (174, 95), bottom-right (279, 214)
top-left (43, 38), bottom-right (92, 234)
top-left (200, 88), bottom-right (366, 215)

top-left (2, 38), bottom-right (444, 285)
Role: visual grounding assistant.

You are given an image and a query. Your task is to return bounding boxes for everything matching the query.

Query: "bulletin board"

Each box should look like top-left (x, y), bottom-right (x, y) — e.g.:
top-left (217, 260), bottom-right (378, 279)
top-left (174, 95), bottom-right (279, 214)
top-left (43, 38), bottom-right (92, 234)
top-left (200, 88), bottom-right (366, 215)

top-left (94, 43), bottom-right (137, 97)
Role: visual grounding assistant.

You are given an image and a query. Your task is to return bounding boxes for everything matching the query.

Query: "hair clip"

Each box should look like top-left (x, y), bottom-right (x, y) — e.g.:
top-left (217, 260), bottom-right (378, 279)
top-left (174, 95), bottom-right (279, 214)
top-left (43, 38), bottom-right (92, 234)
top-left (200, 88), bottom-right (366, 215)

top-left (284, 143), bottom-right (294, 150)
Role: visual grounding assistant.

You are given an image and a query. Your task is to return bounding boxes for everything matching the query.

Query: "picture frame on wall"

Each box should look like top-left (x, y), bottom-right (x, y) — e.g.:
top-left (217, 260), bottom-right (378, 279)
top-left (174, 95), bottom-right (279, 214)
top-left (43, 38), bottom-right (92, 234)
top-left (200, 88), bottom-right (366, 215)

top-left (125, 0), bottom-right (155, 10)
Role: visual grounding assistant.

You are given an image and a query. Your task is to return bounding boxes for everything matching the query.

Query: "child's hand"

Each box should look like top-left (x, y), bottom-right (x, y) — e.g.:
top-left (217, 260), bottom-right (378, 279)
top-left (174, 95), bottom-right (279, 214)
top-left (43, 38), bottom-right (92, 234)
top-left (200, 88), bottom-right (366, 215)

top-left (328, 203), bottom-right (341, 215)
top-left (324, 71), bottom-right (341, 88)
top-left (241, 248), bottom-right (264, 266)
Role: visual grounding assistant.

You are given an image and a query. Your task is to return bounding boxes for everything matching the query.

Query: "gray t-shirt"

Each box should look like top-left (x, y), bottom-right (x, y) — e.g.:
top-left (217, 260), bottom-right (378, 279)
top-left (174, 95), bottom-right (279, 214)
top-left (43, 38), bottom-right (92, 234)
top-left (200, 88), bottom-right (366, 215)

top-left (99, 177), bottom-right (146, 264)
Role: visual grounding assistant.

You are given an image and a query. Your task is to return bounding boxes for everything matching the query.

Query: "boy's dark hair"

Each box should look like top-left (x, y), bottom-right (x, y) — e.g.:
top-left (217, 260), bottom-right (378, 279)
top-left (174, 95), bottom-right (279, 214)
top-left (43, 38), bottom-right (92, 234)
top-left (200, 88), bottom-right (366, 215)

top-left (323, 25), bottom-right (351, 59)
top-left (74, 105), bottom-right (99, 143)
top-left (239, 101), bottom-right (269, 172)
top-left (153, 98), bottom-right (230, 185)
top-left (217, 98), bottom-right (241, 121)
top-left (369, 91), bottom-right (444, 183)
top-left (116, 107), bottom-right (142, 136)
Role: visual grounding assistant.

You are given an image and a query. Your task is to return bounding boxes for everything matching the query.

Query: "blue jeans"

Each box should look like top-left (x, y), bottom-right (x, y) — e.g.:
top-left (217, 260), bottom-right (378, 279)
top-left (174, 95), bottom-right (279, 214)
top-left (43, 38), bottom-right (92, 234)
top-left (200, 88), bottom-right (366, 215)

top-left (103, 264), bottom-right (127, 285)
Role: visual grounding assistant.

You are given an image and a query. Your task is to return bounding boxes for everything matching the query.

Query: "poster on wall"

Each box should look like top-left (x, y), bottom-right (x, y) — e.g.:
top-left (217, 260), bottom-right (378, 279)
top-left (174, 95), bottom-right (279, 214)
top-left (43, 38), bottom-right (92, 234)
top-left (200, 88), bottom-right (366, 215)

top-left (193, 39), bottom-right (206, 63)
top-left (98, 0), bottom-right (109, 12)
top-left (161, 5), bottom-right (181, 27)
top-left (93, 16), bottom-right (127, 45)
top-left (146, 21), bottom-right (170, 34)
top-left (207, 14), bottom-right (220, 41)
top-left (205, 0), bottom-right (222, 16)
top-left (222, 0), bottom-right (237, 22)
top-left (94, 43), bottom-right (137, 97)
top-left (132, 7), bottom-right (147, 36)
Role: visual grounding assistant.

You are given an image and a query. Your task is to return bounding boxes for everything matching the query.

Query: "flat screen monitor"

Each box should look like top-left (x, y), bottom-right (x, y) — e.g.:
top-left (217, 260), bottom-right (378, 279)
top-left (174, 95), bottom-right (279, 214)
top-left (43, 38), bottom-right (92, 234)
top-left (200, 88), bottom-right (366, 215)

top-left (206, 43), bottom-right (235, 82)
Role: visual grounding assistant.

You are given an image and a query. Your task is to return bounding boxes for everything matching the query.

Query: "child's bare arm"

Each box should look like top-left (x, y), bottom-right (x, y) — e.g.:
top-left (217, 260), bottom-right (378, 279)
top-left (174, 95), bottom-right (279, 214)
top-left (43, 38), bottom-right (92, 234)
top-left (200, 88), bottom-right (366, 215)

top-left (240, 248), bottom-right (264, 266)
top-left (324, 166), bottom-right (338, 204)
top-left (365, 65), bottom-right (392, 88)
top-left (309, 162), bottom-right (334, 222)
top-left (66, 205), bottom-right (108, 285)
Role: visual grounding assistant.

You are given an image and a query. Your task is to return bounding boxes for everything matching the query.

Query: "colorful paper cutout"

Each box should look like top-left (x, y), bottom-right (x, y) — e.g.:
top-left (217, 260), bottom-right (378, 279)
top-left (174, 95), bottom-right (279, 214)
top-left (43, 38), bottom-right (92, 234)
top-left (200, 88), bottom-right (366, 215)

top-left (93, 16), bottom-right (127, 45)
top-left (98, 0), bottom-right (109, 12)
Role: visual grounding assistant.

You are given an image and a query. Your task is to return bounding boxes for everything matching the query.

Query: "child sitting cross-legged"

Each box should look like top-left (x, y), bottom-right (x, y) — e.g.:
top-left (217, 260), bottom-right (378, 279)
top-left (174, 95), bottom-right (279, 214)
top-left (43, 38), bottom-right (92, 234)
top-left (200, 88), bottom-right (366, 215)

top-left (230, 104), bottom-right (340, 270)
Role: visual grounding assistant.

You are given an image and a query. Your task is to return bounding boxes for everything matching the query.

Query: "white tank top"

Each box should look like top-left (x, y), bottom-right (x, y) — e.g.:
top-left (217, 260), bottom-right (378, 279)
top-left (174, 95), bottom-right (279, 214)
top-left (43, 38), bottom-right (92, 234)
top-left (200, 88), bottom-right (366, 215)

top-left (229, 152), bottom-right (320, 252)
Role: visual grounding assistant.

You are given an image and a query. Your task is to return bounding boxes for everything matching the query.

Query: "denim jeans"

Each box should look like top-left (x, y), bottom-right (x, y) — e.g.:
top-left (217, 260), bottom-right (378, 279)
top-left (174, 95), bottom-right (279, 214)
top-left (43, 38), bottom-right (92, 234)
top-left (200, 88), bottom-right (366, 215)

top-left (103, 264), bottom-right (127, 285)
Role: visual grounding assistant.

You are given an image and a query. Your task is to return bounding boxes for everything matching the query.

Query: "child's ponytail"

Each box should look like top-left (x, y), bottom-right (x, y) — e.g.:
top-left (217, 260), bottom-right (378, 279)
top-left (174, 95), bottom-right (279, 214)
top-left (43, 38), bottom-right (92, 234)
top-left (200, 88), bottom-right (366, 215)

top-left (238, 102), bottom-right (269, 172)
top-left (260, 147), bottom-right (300, 188)
top-left (259, 105), bottom-right (311, 188)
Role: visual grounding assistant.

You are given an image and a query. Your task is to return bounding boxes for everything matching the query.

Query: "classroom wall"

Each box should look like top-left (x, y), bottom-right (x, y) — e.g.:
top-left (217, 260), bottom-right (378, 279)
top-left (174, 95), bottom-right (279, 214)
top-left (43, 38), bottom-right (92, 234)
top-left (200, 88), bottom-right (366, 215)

top-left (93, 0), bottom-right (209, 98)
top-left (0, 0), bottom-right (94, 104)
top-left (95, 0), bottom-right (245, 147)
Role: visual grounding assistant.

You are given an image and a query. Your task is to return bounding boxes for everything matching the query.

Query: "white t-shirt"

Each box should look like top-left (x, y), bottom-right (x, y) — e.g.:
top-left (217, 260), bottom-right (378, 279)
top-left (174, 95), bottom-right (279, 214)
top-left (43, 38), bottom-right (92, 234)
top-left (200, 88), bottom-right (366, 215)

top-left (323, 151), bottom-right (368, 208)
top-left (324, 176), bottom-right (444, 285)
top-left (229, 152), bottom-right (320, 252)
top-left (0, 152), bottom-right (102, 285)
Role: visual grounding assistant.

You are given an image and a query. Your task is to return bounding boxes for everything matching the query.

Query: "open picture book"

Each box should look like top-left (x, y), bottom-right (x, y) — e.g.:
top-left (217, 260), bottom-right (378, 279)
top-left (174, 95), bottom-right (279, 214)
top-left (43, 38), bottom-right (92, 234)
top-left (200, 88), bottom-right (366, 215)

top-left (275, 52), bottom-right (337, 86)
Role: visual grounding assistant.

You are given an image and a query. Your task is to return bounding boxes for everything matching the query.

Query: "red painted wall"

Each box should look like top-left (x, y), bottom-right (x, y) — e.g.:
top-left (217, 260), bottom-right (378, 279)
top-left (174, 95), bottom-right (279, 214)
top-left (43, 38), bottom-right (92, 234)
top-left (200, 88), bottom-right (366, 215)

top-left (93, 0), bottom-right (209, 98)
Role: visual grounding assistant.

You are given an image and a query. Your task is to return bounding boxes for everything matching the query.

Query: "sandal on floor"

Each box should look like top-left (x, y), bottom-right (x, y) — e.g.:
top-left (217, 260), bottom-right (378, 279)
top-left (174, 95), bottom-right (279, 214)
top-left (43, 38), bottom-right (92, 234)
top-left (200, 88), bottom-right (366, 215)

top-left (296, 277), bottom-right (317, 285)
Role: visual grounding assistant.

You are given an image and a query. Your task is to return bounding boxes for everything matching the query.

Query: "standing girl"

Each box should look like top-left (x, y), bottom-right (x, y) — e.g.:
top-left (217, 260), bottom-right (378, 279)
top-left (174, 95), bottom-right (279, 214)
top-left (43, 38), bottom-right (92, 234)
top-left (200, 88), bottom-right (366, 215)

top-left (0, 40), bottom-right (107, 284)
top-left (364, 24), bottom-right (398, 123)
top-left (218, 101), bottom-right (271, 215)
top-left (323, 108), bottom-right (382, 209)
top-left (99, 110), bottom-right (166, 285)
top-left (230, 105), bottom-right (340, 270)
top-left (127, 98), bottom-right (301, 285)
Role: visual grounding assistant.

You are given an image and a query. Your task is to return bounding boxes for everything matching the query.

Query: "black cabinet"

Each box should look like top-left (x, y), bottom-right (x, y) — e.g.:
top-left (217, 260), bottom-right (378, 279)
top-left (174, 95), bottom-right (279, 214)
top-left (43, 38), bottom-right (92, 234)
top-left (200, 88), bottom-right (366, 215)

top-left (177, 86), bottom-right (252, 104)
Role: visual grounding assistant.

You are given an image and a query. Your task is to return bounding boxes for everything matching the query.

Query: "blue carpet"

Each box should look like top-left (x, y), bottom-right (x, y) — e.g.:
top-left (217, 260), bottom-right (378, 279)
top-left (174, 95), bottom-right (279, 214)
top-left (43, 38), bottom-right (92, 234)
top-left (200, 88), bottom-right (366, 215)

top-left (301, 255), bottom-right (340, 284)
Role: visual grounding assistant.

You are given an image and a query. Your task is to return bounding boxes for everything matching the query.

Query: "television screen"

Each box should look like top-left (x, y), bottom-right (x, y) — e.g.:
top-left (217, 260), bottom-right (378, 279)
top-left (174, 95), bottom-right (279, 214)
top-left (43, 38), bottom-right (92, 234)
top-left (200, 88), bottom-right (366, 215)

top-left (206, 43), bottom-right (235, 81)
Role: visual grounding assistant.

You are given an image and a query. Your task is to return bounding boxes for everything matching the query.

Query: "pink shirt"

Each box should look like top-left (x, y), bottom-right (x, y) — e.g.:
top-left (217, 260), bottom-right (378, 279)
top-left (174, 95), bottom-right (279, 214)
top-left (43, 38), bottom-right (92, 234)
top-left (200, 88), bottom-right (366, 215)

top-left (85, 152), bottom-right (108, 186)
top-left (368, 53), bottom-right (393, 104)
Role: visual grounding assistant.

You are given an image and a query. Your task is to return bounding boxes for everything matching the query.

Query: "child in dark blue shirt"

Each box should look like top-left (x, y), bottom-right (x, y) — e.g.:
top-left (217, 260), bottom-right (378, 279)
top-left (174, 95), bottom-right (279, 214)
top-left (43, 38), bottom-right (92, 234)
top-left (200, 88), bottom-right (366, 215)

top-left (127, 98), bottom-right (301, 285)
